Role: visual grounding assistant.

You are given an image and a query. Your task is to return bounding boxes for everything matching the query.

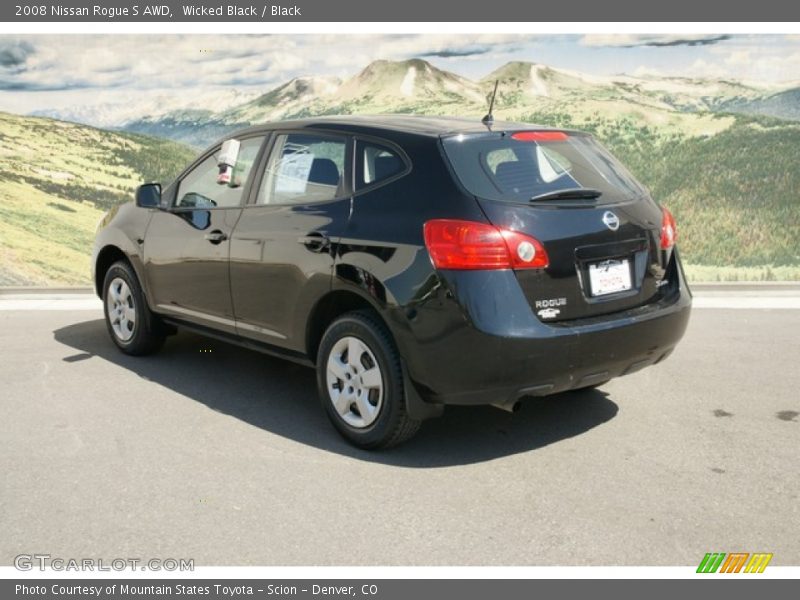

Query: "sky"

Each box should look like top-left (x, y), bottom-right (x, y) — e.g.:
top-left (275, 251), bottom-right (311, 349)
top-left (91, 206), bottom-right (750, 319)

top-left (0, 34), bottom-right (798, 125)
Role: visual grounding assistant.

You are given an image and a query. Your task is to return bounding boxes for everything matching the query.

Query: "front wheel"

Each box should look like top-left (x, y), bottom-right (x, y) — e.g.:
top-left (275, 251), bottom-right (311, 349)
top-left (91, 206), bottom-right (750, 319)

top-left (317, 311), bottom-right (420, 449)
top-left (102, 260), bottom-right (165, 356)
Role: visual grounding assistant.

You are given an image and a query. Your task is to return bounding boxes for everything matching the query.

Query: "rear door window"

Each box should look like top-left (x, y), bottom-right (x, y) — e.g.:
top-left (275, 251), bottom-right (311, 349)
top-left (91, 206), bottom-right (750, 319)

top-left (257, 133), bottom-right (347, 205)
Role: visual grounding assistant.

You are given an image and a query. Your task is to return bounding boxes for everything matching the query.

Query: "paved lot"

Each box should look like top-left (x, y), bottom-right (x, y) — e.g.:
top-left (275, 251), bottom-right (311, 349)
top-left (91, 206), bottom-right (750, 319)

top-left (1, 300), bottom-right (798, 566)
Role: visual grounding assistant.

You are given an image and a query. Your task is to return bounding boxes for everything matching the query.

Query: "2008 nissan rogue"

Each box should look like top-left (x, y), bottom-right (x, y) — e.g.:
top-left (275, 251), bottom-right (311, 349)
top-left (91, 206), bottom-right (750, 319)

top-left (93, 115), bottom-right (691, 448)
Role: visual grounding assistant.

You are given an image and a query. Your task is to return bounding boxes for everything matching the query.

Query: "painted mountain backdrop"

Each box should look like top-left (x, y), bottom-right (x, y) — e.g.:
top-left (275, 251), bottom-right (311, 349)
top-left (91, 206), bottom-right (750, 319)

top-left (121, 59), bottom-right (800, 147)
top-left (3, 58), bottom-right (800, 284)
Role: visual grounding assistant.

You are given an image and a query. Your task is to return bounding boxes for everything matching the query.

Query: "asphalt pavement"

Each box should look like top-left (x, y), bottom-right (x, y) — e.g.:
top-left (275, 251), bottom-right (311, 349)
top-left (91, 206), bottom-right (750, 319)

top-left (1, 290), bottom-right (798, 566)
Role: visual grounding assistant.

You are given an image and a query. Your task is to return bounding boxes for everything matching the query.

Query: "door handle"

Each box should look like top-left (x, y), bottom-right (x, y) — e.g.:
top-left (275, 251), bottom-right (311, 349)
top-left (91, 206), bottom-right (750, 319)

top-left (204, 230), bottom-right (228, 244)
top-left (298, 233), bottom-right (330, 253)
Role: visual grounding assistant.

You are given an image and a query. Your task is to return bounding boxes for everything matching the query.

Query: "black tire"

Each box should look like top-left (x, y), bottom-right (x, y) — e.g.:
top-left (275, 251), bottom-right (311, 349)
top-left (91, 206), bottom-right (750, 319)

top-left (317, 310), bottom-right (420, 449)
top-left (102, 260), bottom-right (165, 356)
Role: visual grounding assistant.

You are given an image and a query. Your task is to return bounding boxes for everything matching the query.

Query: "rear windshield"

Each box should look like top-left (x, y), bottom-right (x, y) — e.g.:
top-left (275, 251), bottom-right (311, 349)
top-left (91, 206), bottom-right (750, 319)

top-left (441, 131), bottom-right (646, 204)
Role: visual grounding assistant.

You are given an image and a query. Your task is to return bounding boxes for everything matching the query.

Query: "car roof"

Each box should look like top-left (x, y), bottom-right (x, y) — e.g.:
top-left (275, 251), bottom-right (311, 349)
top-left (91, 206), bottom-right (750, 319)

top-left (225, 114), bottom-right (577, 140)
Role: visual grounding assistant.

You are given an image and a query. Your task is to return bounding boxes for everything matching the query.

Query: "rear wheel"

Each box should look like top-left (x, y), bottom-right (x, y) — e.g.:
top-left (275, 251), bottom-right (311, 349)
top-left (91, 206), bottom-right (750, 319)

top-left (102, 260), bottom-right (165, 356)
top-left (317, 311), bottom-right (420, 449)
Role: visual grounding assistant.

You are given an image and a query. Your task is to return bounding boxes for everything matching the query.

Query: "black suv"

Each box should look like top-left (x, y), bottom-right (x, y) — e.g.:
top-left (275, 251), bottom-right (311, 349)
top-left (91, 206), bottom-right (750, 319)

top-left (93, 115), bottom-right (691, 448)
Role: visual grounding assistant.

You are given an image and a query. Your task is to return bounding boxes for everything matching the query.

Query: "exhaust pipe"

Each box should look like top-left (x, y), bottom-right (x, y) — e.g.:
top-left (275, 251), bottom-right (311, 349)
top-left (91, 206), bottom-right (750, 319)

top-left (491, 398), bottom-right (522, 413)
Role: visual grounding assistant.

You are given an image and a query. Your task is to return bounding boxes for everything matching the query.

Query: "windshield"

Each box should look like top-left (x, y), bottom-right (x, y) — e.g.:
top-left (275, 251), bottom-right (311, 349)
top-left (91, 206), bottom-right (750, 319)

top-left (441, 131), bottom-right (646, 204)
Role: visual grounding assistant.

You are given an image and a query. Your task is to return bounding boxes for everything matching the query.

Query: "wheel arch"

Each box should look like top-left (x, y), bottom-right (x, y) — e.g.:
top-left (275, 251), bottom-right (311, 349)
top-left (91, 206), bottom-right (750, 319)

top-left (305, 288), bottom-right (385, 365)
top-left (94, 244), bottom-right (154, 312)
top-left (94, 245), bottom-right (131, 297)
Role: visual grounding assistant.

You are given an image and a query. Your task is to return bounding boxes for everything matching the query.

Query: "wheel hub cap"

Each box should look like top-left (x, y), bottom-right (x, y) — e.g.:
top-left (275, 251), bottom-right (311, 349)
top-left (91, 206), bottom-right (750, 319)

top-left (106, 277), bottom-right (136, 342)
top-left (326, 336), bottom-right (384, 428)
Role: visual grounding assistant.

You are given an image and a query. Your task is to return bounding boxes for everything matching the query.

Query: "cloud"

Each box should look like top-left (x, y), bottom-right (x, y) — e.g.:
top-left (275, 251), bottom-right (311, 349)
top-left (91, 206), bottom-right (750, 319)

top-left (631, 48), bottom-right (800, 87)
top-left (580, 34), bottom-right (731, 48)
top-left (420, 46), bottom-right (493, 58)
top-left (0, 40), bottom-right (34, 70)
top-left (371, 34), bottom-right (526, 62)
top-left (0, 34), bottom-right (535, 94)
top-left (639, 35), bottom-right (731, 48)
top-left (0, 36), bottom-right (289, 92)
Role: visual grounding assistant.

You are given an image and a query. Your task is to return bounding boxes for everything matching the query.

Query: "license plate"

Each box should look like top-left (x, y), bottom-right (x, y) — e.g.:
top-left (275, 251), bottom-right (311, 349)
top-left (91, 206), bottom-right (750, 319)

top-left (588, 259), bottom-right (632, 296)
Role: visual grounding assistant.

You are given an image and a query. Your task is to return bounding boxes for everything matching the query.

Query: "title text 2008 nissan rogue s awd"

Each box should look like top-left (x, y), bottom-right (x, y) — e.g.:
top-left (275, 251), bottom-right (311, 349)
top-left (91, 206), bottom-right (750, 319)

top-left (93, 115), bottom-right (691, 448)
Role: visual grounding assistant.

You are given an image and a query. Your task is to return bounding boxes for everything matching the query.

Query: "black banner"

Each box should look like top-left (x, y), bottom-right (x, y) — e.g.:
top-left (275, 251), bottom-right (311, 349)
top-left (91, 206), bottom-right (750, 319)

top-left (4, 579), bottom-right (799, 600)
top-left (4, 0), bottom-right (800, 22)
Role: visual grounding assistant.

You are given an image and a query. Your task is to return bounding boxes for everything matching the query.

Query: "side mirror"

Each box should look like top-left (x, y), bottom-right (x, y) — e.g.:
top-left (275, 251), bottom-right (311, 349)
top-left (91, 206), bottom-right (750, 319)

top-left (135, 183), bottom-right (162, 208)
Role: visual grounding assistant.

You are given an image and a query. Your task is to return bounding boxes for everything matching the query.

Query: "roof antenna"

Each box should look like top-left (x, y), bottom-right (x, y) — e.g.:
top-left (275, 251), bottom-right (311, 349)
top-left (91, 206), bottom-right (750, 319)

top-left (482, 80), bottom-right (499, 127)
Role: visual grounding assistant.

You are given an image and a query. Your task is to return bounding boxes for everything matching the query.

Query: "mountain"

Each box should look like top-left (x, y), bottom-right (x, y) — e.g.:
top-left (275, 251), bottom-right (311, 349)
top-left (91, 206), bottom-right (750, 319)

top-left (125, 60), bottom-right (492, 147)
top-left (31, 88), bottom-right (262, 130)
top-left (122, 110), bottom-right (240, 150)
top-left (221, 75), bottom-right (341, 122)
top-left (604, 75), bottom-right (764, 113)
top-left (335, 58), bottom-right (485, 106)
top-left (719, 87), bottom-right (800, 121)
top-left (0, 112), bottom-right (196, 285)
top-left (483, 61), bottom-right (617, 104)
top-left (124, 77), bottom-right (340, 147)
top-left (121, 59), bottom-right (794, 150)
top-left (229, 59), bottom-right (485, 121)
top-left (479, 63), bottom-right (781, 133)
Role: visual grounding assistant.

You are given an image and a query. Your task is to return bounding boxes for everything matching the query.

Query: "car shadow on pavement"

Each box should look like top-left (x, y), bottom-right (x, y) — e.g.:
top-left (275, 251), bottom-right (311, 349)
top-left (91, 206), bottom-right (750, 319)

top-left (54, 319), bottom-right (619, 468)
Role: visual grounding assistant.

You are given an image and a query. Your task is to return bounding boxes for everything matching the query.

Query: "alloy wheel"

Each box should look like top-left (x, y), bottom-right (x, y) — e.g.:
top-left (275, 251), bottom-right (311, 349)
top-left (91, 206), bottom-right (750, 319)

top-left (326, 336), bottom-right (384, 428)
top-left (106, 277), bottom-right (136, 342)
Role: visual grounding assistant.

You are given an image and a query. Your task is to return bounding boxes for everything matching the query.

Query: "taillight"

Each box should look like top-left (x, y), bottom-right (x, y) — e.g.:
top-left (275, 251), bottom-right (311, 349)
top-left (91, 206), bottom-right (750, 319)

top-left (423, 219), bottom-right (549, 270)
top-left (660, 207), bottom-right (677, 249)
top-left (511, 131), bottom-right (568, 142)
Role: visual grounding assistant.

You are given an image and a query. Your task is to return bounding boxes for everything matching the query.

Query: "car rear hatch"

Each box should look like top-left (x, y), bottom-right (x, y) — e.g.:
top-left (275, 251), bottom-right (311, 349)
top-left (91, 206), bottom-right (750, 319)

top-left (441, 129), bottom-right (674, 322)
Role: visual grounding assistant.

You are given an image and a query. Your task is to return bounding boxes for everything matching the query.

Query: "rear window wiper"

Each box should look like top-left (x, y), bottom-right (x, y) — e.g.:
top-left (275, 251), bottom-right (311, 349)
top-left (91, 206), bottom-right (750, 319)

top-left (529, 188), bottom-right (602, 202)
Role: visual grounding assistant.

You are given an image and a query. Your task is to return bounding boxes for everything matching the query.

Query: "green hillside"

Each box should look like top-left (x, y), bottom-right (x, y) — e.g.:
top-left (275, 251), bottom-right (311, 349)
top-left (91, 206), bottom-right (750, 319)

top-left (0, 112), bottom-right (196, 285)
top-left (622, 120), bottom-right (800, 268)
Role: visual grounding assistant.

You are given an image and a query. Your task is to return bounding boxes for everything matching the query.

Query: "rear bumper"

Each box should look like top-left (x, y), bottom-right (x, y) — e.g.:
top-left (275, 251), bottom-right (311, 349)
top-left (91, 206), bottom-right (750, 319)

top-left (395, 256), bottom-right (691, 406)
